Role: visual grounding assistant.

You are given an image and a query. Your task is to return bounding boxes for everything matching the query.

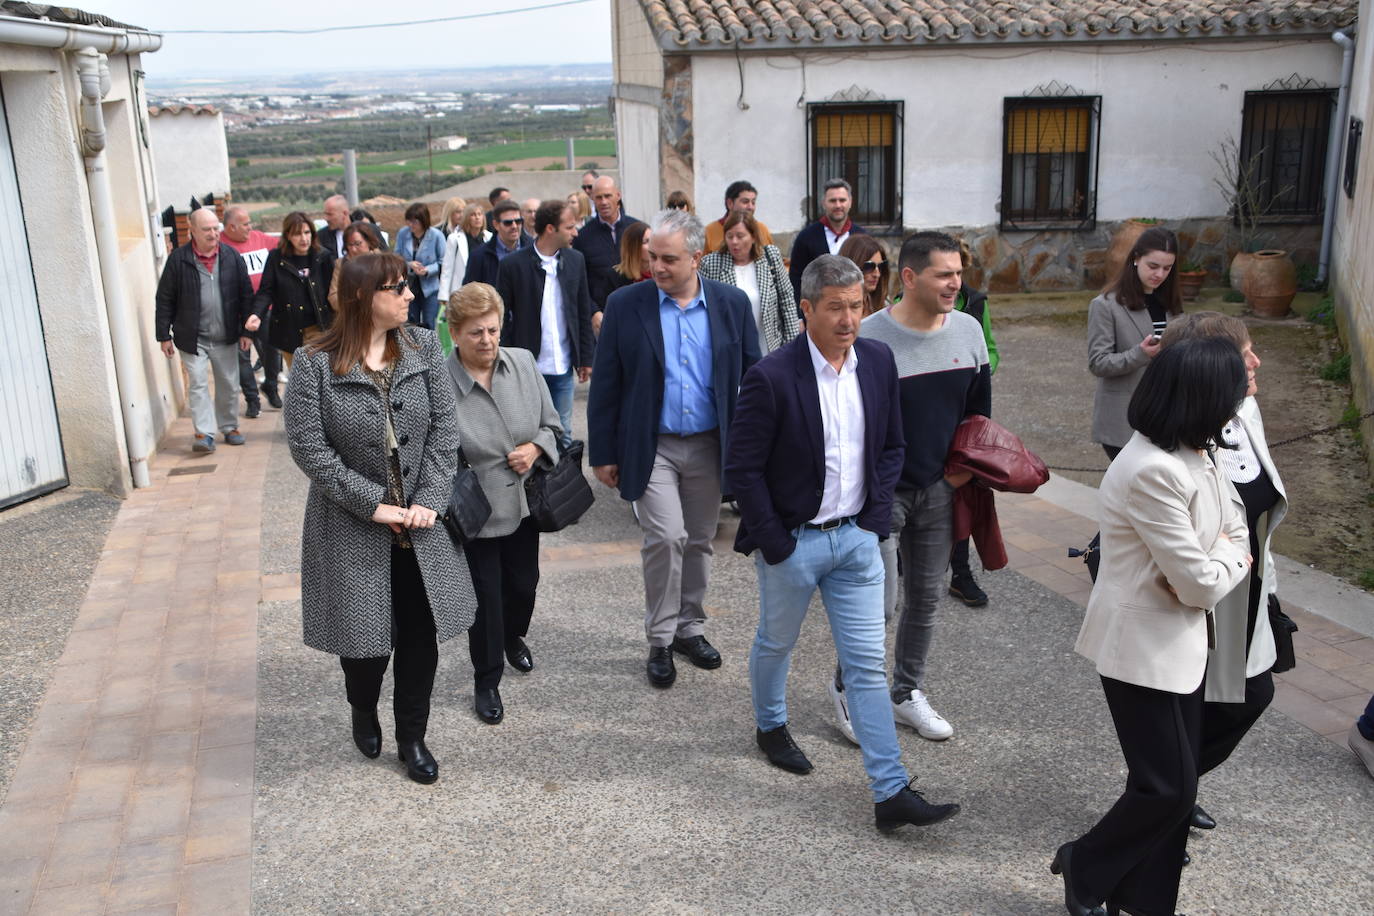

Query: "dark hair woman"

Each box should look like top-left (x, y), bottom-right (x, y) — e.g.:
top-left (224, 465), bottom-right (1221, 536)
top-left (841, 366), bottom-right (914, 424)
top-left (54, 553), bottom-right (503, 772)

top-left (837, 234), bottom-right (890, 316)
top-left (665, 189), bottom-right (692, 212)
top-left (1056, 336), bottom-right (1251, 916)
top-left (698, 211), bottom-right (799, 353)
top-left (394, 202), bottom-right (446, 330)
top-left (327, 220), bottom-right (386, 310)
top-left (283, 251), bottom-right (477, 784)
top-left (1087, 227), bottom-right (1183, 459)
top-left (253, 210), bottom-right (333, 370)
top-left (607, 220), bottom-right (653, 294)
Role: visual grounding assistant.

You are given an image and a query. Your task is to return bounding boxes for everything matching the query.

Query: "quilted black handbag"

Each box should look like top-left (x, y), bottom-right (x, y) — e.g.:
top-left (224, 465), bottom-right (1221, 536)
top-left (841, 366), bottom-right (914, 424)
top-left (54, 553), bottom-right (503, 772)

top-left (442, 447), bottom-right (492, 547)
top-left (524, 439), bottom-right (595, 533)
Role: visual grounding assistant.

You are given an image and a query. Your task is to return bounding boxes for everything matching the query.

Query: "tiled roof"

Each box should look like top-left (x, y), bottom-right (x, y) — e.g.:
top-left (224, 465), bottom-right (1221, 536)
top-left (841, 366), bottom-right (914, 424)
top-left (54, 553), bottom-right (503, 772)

top-left (638, 0), bottom-right (1357, 50)
top-left (0, 1), bottom-right (145, 31)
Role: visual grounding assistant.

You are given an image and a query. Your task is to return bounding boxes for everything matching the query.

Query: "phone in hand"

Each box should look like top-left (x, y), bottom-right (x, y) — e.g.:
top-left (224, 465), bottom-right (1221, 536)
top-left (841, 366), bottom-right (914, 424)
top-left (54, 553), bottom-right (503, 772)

top-left (1151, 319), bottom-right (1167, 340)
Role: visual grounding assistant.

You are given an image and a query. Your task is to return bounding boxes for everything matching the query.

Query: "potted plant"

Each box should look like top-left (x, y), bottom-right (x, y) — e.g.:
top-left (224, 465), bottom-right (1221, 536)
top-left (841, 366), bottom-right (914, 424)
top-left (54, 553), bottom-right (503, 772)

top-left (1211, 136), bottom-right (1291, 298)
top-left (1176, 261), bottom-right (1207, 302)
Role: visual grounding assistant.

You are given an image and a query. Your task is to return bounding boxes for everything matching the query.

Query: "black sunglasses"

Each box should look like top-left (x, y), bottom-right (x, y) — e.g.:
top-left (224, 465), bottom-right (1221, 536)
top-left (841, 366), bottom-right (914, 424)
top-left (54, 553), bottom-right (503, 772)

top-left (860, 260), bottom-right (887, 273)
top-left (581, 184), bottom-right (594, 192)
top-left (498, 217), bottom-right (523, 227)
top-left (377, 280), bottom-right (408, 293)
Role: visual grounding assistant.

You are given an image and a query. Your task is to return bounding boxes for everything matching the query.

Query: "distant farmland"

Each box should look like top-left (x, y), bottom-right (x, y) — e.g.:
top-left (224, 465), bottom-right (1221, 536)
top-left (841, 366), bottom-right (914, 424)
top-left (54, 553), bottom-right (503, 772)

top-left (288, 138), bottom-right (617, 177)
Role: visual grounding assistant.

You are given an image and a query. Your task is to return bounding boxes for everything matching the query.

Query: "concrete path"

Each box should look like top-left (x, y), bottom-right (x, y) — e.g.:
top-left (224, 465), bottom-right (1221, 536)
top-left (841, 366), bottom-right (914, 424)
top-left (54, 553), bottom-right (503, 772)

top-left (2, 404), bottom-right (1373, 914)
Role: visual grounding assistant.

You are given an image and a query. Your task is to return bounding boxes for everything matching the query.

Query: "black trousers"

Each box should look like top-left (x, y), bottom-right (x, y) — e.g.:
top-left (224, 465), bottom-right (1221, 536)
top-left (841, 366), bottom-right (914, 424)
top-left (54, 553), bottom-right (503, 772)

top-left (238, 328), bottom-right (281, 403)
top-left (1073, 676), bottom-right (1203, 916)
top-left (1200, 669), bottom-right (1274, 776)
top-left (950, 537), bottom-right (972, 577)
top-left (463, 516), bottom-right (540, 689)
top-left (1102, 443), bottom-right (1123, 462)
top-left (339, 546), bottom-right (439, 743)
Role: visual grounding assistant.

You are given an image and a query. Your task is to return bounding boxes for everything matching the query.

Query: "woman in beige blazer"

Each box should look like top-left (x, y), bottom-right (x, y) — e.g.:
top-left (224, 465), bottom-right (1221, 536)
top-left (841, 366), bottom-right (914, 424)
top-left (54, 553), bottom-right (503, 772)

top-left (1087, 228), bottom-right (1183, 459)
top-left (1053, 337), bottom-right (1252, 916)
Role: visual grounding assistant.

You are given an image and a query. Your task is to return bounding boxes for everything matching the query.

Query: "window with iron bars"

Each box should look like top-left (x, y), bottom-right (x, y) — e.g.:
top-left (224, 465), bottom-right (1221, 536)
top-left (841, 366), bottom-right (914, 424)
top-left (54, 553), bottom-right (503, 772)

top-left (806, 102), bottom-right (902, 232)
top-left (1239, 89), bottom-right (1334, 222)
top-left (1001, 96), bottom-right (1100, 231)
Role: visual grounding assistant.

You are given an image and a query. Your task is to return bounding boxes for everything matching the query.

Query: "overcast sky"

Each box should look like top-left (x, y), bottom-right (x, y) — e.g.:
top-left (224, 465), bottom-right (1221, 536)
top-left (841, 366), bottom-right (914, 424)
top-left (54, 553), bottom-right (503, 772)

top-left (95, 0), bottom-right (612, 76)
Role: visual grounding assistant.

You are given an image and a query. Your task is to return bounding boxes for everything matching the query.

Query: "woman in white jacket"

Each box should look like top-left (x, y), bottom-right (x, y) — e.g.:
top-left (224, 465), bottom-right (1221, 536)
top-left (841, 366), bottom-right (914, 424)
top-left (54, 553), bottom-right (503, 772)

top-left (438, 203), bottom-right (491, 303)
top-left (1053, 337), bottom-right (1251, 916)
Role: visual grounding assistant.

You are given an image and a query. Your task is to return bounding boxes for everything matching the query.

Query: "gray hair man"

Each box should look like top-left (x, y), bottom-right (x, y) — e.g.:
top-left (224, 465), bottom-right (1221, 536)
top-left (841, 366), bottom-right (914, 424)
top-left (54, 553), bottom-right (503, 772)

top-left (587, 208), bottom-right (761, 688)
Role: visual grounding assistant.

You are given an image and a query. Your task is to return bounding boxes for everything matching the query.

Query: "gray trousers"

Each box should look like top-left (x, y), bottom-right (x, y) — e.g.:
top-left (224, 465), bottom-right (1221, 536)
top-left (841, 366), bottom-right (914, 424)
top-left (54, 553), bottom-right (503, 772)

top-left (180, 340), bottom-right (240, 437)
top-left (633, 430), bottom-right (721, 646)
top-left (882, 478), bottom-right (955, 702)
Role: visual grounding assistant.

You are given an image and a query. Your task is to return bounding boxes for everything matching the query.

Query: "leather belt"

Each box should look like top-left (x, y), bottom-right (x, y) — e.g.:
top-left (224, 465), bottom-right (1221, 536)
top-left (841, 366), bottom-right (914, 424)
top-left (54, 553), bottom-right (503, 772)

top-left (805, 516), bottom-right (854, 532)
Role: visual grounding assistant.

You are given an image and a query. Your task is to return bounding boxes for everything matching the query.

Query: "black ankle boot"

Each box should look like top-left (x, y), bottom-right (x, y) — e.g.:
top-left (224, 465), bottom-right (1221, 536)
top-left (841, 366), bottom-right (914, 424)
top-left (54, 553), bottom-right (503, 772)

top-left (397, 739), bottom-right (438, 784)
top-left (351, 707), bottom-right (381, 759)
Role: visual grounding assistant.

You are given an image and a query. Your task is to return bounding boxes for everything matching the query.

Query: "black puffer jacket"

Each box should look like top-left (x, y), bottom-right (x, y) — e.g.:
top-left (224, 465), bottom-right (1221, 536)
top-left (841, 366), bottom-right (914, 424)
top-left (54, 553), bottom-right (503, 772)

top-left (154, 243), bottom-right (254, 355)
top-left (253, 248), bottom-right (334, 352)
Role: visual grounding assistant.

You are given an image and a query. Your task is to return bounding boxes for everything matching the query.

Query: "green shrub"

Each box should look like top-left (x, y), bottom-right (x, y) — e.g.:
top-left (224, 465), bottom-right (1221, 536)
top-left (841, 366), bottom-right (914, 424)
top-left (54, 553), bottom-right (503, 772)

top-left (1306, 295), bottom-right (1336, 328)
top-left (1223, 290), bottom-right (1245, 303)
top-left (1358, 569), bottom-right (1374, 591)
top-left (1322, 354), bottom-right (1352, 383)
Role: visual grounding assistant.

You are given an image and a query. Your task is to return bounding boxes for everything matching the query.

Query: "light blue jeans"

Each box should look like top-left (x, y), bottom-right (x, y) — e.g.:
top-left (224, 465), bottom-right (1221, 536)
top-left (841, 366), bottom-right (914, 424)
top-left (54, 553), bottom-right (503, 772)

top-left (751, 519), bottom-right (909, 802)
top-left (542, 369), bottom-right (574, 449)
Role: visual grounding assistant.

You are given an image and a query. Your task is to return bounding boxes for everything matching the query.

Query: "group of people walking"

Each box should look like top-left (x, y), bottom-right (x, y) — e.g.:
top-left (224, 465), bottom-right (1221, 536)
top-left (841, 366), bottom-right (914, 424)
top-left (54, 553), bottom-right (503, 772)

top-left (153, 178), bottom-right (1374, 911)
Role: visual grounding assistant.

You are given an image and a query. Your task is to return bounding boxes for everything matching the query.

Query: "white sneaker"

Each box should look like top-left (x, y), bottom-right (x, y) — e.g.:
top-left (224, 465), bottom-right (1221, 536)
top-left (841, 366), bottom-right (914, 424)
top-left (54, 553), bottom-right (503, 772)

top-left (828, 680), bottom-right (859, 746)
top-left (893, 689), bottom-right (953, 741)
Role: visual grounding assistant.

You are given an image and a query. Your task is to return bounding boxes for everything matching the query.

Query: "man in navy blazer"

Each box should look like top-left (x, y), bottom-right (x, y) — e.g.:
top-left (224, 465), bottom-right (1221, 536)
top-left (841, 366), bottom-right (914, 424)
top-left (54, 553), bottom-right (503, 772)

top-left (587, 209), bottom-right (761, 689)
top-left (496, 199), bottom-right (596, 446)
top-left (725, 254), bottom-right (960, 831)
top-left (787, 178), bottom-right (866, 301)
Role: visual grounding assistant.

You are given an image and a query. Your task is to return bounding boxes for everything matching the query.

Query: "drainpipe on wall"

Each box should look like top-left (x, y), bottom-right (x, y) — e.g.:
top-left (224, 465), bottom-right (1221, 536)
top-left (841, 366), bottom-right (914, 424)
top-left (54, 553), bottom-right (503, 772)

top-left (1317, 29), bottom-right (1356, 286)
top-left (76, 47), bottom-right (153, 488)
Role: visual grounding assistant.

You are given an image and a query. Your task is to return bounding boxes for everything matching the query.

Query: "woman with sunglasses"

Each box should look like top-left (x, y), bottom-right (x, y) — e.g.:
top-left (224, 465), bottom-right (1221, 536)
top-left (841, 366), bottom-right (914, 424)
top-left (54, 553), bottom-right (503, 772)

top-left (284, 251), bottom-right (477, 785)
top-left (699, 211), bottom-right (799, 353)
top-left (838, 235), bottom-right (891, 316)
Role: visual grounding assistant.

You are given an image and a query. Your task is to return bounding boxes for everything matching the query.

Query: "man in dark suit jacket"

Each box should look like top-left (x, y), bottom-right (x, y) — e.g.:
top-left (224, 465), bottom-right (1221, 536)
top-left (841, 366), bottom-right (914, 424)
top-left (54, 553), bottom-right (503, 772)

top-left (464, 199), bottom-right (530, 287)
top-left (587, 209), bottom-right (760, 689)
top-left (496, 199), bottom-right (595, 447)
top-left (573, 175), bottom-right (640, 317)
top-left (788, 178), bottom-right (866, 301)
top-left (724, 253), bottom-right (960, 832)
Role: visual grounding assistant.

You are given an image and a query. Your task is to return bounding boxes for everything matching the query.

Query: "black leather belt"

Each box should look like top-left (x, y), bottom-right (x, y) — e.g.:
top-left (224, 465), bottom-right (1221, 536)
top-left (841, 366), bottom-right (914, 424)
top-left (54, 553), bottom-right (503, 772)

top-left (805, 516), bottom-right (853, 532)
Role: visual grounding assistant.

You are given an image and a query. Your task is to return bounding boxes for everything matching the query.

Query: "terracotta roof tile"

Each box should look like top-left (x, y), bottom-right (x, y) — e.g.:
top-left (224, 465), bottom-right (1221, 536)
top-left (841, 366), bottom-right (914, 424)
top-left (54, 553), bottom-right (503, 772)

top-left (636, 0), bottom-right (1358, 49)
top-left (148, 104), bottom-right (220, 116)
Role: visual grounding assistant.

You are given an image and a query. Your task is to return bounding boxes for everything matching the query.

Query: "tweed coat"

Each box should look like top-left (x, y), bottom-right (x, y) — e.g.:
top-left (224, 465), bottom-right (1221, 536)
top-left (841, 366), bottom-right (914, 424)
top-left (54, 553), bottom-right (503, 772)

top-left (1087, 292), bottom-right (1174, 447)
top-left (284, 327), bottom-right (477, 658)
top-left (699, 245), bottom-right (800, 354)
top-left (445, 346), bottom-right (562, 539)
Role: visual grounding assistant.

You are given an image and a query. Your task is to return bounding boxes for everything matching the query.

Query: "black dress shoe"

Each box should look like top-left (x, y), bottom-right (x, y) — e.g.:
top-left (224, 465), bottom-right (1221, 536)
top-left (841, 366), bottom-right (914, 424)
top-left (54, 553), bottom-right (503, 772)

top-left (874, 782), bottom-right (961, 831)
top-left (671, 635), bottom-right (722, 669)
top-left (474, 687), bottom-right (504, 724)
top-left (505, 638), bottom-right (534, 673)
top-left (261, 382), bottom-right (282, 409)
top-left (756, 723), bottom-right (812, 774)
top-left (1189, 803), bottom-right (1216, 830)
top-left (350, 707), bottom-right (381, 759)
top-left (397, 740), bottom-right (438, 784)
top-left (1107, 905), bottom-right (1185, 916)
top-left (647, 646), bottom-right (676, 688)
top-left (245, 401), bottom-right (261, 419)
top-left (1051, 842), bottom-right (1108, 916)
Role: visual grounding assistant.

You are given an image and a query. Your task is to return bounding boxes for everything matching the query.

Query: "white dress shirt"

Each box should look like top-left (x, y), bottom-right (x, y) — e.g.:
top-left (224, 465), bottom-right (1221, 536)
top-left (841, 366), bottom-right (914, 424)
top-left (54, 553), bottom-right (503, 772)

top-left (807, 334), bottom-right (867, 524)
top-left (823, 223), bottom-right (852, 255)
top-left (535, 248), bottom-right (572, 376)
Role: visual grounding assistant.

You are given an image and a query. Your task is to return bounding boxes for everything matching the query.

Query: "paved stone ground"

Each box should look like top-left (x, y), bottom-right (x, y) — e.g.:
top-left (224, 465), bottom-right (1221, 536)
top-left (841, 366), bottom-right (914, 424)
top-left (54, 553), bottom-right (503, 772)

top-left (3, 390), bottom-right (1374, 914)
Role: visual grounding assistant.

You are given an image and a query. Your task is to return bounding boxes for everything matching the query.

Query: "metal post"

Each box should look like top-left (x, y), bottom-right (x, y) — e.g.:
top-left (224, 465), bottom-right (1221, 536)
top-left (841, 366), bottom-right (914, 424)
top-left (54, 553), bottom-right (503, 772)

top-left (342, 149), bottom-right (358, 207)
top-left (566, 137), bottom-right (575, 170)
top-left (427, 124), bottom-right (434, 193)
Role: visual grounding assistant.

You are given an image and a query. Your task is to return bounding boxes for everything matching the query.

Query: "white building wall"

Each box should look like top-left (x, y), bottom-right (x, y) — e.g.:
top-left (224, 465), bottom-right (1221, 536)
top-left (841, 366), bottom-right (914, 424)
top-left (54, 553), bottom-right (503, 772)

top-left (613, 0), bottom-right (664, 90)
top-left (147, 109), bottom-right (230, 211)
top-left (690, 39), bottom-right (1343, 233)
top-left (615, 97), bottom-right (661, 223)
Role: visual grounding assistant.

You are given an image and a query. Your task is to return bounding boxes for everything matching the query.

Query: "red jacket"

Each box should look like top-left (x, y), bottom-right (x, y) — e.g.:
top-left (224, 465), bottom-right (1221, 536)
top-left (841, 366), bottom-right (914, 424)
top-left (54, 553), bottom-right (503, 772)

top-left (944, 415), bottom-right (1049, 570)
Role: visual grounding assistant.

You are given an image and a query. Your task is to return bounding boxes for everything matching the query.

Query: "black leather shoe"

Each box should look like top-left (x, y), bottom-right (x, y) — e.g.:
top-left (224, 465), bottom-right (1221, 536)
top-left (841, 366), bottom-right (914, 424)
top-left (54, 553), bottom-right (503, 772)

top-left (1107, 905), bottom-right (1185, 916)
top-left (671, 635), bottom-right (722, 669)
top-left (874, 782), bottom-right (961, 831)
top-left (261, 382), bottom-right (282, 409)
top-left (1189, 803), bottom-right (1216, 830)
top-left (756, 723), bottom-right (813, 774)
top-left (245, 401), bottom-right (261, 419)
top-left (397, 740), bottom-right (438, 784)
top-left (474, 687), bottom-right (504, 724)
top-left (1051, 842), bottom-right (1108, 916)
top-left (505, 638), bottom-right (534, 673)
top-left (949, 572), bottom-right (988, 607)
top-left (647, 646), bottom-right (676, 688)
top-left (350, 707), bottom-right (381, 759)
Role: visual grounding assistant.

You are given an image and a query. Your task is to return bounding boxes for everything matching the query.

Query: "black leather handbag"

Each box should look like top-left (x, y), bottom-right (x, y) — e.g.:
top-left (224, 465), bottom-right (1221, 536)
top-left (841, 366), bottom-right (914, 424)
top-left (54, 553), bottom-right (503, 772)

top-left (1268, 593), bottom-right (1299, 673)
top-left (524, 439), bottom-right (595, 533)
top-left (442, 448), bottom-right (492, 547)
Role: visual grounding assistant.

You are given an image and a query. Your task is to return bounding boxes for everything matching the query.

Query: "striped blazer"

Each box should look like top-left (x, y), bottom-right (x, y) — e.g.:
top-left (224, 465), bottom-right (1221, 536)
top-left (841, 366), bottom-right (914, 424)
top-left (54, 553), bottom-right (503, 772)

top-left (700, 244), bottom-right (800, 353)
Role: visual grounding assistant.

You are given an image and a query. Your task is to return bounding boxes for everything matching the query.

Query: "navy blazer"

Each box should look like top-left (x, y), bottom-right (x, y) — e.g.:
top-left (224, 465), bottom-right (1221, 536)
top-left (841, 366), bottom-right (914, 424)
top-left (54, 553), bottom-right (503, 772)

top-left (787, 219), bottom-right (867, 302)
top-left (495, 244), bottom-right (596, 370)
top-left (725, 334), bottom-right (905, 565)
top-left (587, 276), bottom-right (762, 502)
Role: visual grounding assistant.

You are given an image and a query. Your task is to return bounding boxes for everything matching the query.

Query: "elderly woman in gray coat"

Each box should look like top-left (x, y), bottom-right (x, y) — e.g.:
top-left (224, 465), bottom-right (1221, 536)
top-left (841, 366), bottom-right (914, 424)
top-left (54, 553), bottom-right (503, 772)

top-left (444, 282), bottom-right (562, 726)
top-left (1087, 227), bottom-right (1182, 460)
top-left (285, 250), bottom-right (477, 785)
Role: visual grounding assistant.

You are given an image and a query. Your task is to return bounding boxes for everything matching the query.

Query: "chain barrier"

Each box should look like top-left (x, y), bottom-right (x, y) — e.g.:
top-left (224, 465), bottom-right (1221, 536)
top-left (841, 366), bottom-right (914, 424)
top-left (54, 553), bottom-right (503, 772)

top-left (1043, 409), bottom-right (1374, 474)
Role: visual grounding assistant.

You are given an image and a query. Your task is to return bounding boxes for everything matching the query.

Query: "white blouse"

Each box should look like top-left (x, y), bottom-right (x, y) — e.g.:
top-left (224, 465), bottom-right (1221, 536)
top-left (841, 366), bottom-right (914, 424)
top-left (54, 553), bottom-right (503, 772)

top-left (734, 259), bottom-right (762, 336)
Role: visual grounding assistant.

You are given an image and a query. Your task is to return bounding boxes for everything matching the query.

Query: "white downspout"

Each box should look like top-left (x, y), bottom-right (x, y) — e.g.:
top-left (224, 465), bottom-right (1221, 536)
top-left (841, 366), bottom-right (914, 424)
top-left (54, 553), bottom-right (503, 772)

top-left (1317, 29), bottom-right (1356, 286)
top-left (77, 47), bottom-right (152, 488)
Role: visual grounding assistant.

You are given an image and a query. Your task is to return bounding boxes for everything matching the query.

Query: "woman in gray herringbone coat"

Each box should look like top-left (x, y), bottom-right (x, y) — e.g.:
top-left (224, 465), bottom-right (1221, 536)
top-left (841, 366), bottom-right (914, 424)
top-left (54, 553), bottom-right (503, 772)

top-left (285, 251), bottom-right (477, 785)
top-left (699, 211), bottom-right (799, 354)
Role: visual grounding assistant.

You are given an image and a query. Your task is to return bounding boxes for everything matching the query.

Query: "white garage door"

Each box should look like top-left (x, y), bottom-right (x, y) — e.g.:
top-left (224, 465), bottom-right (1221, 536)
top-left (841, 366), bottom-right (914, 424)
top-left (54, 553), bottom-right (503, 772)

top-left (0, 88), bottom-right (67, 508)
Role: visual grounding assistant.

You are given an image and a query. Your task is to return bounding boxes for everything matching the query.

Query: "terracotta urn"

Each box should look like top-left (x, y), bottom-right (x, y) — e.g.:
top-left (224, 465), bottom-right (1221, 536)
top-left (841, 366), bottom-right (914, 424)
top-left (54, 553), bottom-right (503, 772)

top-left (1176, 269), bottom-right (1207, 302)
top-left (1104, 219), bottom-right (1153, 284)
top-left (1244, 250), bottom-right (1297, 318)
top-left (1229, 250), bottom-right (1257, 297)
